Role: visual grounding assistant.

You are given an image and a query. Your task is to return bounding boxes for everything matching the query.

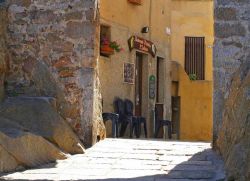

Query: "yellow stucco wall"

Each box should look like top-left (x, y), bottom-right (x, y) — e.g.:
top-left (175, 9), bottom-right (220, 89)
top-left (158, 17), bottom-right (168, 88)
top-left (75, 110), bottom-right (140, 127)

top-left (170, 0), bottom-right (214, 81)
top-left (170, 0), bottom-right (213, 141)
top-left (99, 0), bottom-right (172, 137)
top-left (99, 0), bottom-right (213, 141)
top-left (177, 63), bottom-right (213, 141)
top-left (99, 0), bottom-right (151, 114)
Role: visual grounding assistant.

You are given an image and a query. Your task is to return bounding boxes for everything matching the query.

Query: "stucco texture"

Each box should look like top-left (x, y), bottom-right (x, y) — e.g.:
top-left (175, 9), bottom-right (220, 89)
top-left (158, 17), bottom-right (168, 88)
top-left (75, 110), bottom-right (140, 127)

top-left (99, 0), bottom-right (171, 137)
top-left (171, 0), bottom-right (214, 81)
top-left (172, 62), bottom-right (213, 141)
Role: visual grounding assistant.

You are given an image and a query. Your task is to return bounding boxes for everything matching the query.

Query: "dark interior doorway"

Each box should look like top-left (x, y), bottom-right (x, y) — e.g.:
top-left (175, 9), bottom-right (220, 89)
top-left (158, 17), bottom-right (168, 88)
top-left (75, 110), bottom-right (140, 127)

top-left (135, 52), bottom-right (143, 116)
top-left (156, 57), bottom-right (165, 103)
top-left (171, 96), bottom-right (180, 139)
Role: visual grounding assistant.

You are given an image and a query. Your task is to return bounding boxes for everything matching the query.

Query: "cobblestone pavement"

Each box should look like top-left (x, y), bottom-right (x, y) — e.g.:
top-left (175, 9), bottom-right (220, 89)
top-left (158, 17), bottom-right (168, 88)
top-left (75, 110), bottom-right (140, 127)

top-left (1, 139), bottom-right (225, 181)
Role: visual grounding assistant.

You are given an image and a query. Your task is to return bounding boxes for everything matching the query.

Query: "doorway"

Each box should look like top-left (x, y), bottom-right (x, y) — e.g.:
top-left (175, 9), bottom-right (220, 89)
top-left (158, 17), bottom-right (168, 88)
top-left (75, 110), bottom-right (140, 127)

top-left (135, 52), bottom-right (143, 116)
top-left (171, 96), bottom-right (180, 139)
top-left (156, 57), bottom-right (165, 103)
top-left (156, 57), bottom-right (165, 137)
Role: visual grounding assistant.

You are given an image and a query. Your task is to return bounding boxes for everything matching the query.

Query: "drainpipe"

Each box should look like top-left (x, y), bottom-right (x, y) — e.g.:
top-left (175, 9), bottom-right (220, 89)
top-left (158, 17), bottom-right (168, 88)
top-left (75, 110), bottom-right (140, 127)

top-left (149, 0), bottom-right (152, 42)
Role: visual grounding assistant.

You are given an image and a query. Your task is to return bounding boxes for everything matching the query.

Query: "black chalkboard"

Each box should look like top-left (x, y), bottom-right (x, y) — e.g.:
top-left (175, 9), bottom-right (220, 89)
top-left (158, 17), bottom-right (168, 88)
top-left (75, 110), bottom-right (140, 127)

top-left (123, 63), bottom-right (135, 84)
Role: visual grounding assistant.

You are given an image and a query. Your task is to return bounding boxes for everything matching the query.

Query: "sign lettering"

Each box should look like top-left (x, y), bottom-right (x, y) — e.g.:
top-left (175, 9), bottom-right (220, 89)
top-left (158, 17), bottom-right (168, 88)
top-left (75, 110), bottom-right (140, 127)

top-left (128, 36), bottom-right (157, 57)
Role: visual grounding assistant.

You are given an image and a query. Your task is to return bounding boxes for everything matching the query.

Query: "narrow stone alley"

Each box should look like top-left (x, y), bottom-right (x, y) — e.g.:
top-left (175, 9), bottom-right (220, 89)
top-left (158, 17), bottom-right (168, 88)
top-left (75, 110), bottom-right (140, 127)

top-left (1, 139), bottom-right (225, 181)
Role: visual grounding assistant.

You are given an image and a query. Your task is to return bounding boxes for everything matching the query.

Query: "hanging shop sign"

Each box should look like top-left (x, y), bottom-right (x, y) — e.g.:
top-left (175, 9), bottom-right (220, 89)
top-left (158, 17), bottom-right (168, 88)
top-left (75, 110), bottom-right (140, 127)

top-left (149, 75), bottom-right (156, 99)
top-left (128, 36), bottom-right (157, 57)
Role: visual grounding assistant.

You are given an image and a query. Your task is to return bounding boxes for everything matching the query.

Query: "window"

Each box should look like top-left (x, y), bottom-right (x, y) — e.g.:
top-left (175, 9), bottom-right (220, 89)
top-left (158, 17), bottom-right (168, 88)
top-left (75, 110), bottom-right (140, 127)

top-left (185, 37), bottom-right (205, 80)
top-left (100, 25), bottom-right (111, 57)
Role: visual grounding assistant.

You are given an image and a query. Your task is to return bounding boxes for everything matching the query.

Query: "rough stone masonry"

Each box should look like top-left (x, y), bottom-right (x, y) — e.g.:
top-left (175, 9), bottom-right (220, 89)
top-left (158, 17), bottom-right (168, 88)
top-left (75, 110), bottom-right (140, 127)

top-left (0, 0), bottom-right (105, 147)
top-left (0, 2), bottom-right (7, 102)
top-left (214, 0), bottom-right (250, 180)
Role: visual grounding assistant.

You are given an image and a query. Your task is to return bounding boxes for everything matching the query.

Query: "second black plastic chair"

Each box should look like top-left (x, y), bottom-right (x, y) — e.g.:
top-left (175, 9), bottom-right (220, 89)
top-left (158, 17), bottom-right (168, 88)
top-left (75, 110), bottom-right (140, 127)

top-left (154, 106), bottom-right (172, 139)
top-left (125, 99), bottom-right (147, 138)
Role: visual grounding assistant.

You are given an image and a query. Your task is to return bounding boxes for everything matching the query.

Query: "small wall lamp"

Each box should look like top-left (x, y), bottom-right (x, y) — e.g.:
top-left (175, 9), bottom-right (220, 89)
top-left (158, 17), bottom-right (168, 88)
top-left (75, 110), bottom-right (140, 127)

top-left (141, 26), bottom-right (149, 33)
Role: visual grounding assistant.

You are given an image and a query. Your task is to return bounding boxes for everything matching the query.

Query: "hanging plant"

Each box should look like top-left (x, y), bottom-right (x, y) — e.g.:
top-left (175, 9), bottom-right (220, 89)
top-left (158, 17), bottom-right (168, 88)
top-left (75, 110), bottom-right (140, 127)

top-left (109, 41), bottom-right (123, 52)
top-left (100, 37), bottom-right (123, 56)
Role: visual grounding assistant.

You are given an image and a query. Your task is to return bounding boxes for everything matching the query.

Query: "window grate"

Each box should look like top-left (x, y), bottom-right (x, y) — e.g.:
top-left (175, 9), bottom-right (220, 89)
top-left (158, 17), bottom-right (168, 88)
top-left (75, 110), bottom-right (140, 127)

top-left (185, 37), bottom-right (205, 80)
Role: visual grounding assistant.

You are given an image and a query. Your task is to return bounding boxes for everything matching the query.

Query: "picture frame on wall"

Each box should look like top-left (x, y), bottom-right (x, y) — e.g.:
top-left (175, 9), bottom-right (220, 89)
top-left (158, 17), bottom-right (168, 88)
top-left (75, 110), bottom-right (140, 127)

top-left (123, 62), bottom-right (135, 84)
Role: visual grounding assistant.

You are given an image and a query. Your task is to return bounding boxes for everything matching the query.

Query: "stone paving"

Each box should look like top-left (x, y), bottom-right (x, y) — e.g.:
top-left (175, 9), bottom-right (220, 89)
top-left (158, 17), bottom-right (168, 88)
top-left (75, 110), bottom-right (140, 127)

top-left (1, 139), bottom-right (226, 181)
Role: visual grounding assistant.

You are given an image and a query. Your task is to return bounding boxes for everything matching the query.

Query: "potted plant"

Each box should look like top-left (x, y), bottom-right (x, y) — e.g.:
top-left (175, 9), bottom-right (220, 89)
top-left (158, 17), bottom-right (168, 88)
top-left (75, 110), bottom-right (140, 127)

top-left (100, 37), bottom-right (123, 56)
top-left (189, 73), bottom-right (197, 81)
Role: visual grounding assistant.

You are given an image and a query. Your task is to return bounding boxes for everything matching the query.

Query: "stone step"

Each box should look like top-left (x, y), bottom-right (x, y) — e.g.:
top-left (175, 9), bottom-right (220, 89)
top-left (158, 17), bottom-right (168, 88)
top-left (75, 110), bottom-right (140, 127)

top-left (163, 164), bottom-right (215, 171)
top-left (164, 170), bottom-right (215, 179)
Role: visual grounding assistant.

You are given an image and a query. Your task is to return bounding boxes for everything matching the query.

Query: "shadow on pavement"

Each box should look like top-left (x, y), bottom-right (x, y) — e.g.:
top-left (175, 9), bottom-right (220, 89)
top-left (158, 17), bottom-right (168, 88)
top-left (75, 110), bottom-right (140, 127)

top-left (0, 148), bottom-right (225, 181)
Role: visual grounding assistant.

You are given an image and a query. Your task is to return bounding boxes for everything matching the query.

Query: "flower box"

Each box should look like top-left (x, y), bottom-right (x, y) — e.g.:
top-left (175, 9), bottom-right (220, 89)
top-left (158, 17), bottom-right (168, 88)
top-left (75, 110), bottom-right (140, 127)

top-left (128, 0), bottom-right (142, 5)
top-left (100, 37), bottom-right (123, 56)
top-left (100, 44), bottom-right (114, 56)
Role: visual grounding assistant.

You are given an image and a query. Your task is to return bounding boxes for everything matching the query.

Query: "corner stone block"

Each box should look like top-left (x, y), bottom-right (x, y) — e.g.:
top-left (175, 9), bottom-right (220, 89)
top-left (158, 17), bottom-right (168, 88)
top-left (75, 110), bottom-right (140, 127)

top-left (65, 21), bottom-right (95, 39)
top-left (215, 7), bottom-right (237, 21)
top-left (215, 23), bottom-right (246, 38)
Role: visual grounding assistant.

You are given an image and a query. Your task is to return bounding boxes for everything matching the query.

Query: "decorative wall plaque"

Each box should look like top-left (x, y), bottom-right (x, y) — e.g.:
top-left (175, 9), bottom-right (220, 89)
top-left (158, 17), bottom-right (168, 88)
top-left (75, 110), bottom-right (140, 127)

top-left (128, 36), bottom-right (157, 57)
top-left (123, 63), bottom-right (135, 84)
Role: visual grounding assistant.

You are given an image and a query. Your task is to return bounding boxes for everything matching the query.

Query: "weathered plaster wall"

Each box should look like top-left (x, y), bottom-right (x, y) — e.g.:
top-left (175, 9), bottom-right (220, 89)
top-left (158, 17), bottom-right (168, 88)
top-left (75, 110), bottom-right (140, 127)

top-left (171, 0), bottom-right (214, 81)
top-left (169, 0), bottom-right (213, 141)
top-left (2, 0), bottom-right (105, 147)
top-left (99, 0), bottom-right (171, 137)
top-left (172, 61), bottom-right (213, 141)
top-left (214, 0), bottom-right (250, 180)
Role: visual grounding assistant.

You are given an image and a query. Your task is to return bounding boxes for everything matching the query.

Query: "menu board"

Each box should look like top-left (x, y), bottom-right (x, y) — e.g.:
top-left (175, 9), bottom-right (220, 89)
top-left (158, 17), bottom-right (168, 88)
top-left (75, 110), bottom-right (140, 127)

top-left (123, 63), bottom-right (135, 84)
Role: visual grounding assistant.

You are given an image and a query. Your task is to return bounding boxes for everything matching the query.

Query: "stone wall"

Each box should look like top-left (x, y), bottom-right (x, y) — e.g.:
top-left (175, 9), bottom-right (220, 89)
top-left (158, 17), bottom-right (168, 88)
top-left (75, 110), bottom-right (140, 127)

top-left (0, 0), bottom-right (105, 147)
top-left (214, 0), bottom-right (250, 180)
top-left (0, 3), bottom-right (7, 102)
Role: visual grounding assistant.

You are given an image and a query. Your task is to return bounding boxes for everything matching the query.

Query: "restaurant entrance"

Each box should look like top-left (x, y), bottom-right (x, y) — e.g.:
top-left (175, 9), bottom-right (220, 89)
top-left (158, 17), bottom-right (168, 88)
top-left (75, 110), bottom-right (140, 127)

top-left (135, 52), bottom-right (143, 117)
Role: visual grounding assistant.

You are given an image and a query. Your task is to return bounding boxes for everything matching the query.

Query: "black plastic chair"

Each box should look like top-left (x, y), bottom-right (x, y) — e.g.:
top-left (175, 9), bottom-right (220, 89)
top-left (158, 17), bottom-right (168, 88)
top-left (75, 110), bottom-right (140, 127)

top-left (113, 97), bottom-right (129, 137)
top-left (154, 106), bottom-right (172, 139)
top-left (102, 99), bottom-right (119, 138)
top-left (124, 99), bottom-right (140, 138)
top-left (102, 113), bottom-right (119, 138)
top-left (124, 99), bottom-right (147, 138)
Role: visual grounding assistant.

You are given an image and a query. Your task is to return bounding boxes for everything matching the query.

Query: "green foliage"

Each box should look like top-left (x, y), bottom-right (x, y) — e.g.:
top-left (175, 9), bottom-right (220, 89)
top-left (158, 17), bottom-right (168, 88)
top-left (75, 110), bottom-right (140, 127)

top-left (189, 74), bottom-right (197, 81)
top-left (109, 41), bottom-right (123, 52)
top-left (101, 37), bottom-right (124, 53)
